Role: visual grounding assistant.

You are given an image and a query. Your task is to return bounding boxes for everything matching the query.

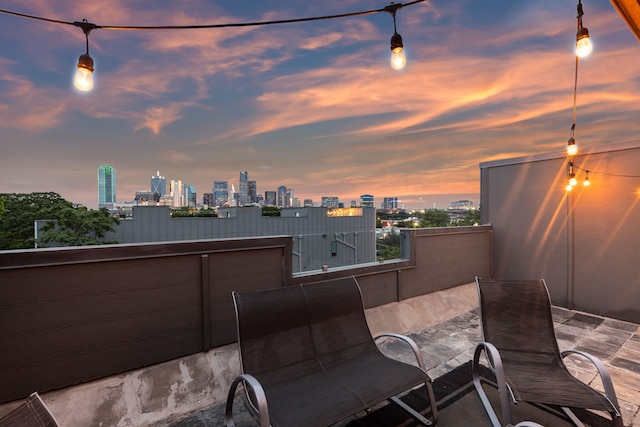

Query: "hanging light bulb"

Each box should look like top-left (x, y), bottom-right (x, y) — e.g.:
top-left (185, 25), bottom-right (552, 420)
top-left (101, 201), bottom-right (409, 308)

top-left (74, 53), bottom-right (94, 92)
top-left (575, 0), bottom-right (592, 58)
top-left (576, 27), bottom-right (592, 58)
top-left (567, 161), bottom-right (577, 188)
top-left (583, 171), bottom-right (590, 186)
top-left (73, 20), bottom-right (97, 92)
top-left (390, 32), bottom-right (406, 70)
top-left (385, 2), bottom-right (406, 71)
top-left (567, 136), bottom-right (578, 156)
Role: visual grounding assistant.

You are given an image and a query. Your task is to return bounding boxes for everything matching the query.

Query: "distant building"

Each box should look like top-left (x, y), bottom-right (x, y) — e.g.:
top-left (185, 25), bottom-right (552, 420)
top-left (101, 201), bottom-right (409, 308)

top-left (360, 194), bottom-right (374, 207)
top-left (169, 180), bottom-right (184, 207)
top-left (321, 196), bottom-right (339, 208)
top-left (447, 199), bottom-right (476, 222)
top-left (186, 184), bottom-right (197, 207)
top-left (248, 180), bottom-right (257, 204)
top-left (303, 199), bottom-right (314, 207)
top-left (103, 206), bottom-right (377, 273)
top-left (213, 181), bottom-right (228, 207)
top-left (135, 191), bottom-right (155, 205)
top-left (277, 186), bottom-right (287, 207)
top-left (97, 164), bottom-right (116, 206)
top-left (203, 193), bottom-right (214, 207)
top-left (150, 171), bottom-right (166, 197)
top-left (449, 200), bottom-right (474, 209)
top-left (264, 191), bottom-right (277, 206)
top-left (382, 197), bottom-right (398, 210)
top-left (239, 171), bottom-right (248, 205)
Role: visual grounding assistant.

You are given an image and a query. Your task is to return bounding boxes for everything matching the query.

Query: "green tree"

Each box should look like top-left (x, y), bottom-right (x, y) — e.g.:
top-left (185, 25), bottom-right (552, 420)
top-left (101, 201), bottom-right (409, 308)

top-left (419, 208), bottom-right (452, 227)
top-left (453, 209), bottom-right (481, 226)
top-left (170, 207), bottom-right (216, 217)
top-left (261, 206), bottom-right (281, 217)
top-left (395, 219), bottom-right (420, 228)
top-left (0, 192), bottom-right (119, 249)
top-left (376, 232), bottom-right (401, 260)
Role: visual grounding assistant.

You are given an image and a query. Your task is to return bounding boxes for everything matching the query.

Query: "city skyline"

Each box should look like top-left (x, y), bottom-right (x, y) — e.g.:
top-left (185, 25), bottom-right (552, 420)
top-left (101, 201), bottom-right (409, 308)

top-left (129, 167), bottom-right (466, 209)
top-left (2, 1), bottom-right (640, 211)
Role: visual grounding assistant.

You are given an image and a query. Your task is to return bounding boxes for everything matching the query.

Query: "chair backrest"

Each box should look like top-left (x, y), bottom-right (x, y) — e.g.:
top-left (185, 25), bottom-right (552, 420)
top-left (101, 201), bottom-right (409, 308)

top-left (302, 277), bottom-right (378, 364)
top-left (233, 284), bottom-right (317, 381)
top-left (476, 277), bottom-right (561, 360)
top-left (232, 277), bottom-right (376, 380)
top-left (0, 392), bottom-right (58, 427)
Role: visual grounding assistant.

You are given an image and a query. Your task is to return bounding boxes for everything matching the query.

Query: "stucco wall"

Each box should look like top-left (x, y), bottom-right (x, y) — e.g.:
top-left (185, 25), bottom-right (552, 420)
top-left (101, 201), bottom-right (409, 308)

top-left (481, 140), bottom-right (640, 322)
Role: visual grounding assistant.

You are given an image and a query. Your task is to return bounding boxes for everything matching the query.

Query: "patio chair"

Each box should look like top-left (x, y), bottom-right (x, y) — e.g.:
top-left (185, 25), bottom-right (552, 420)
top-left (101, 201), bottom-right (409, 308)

top-left (225, 276), bottom-right (438, 426)
top-left (472, 277), bottom-right (623, 427)
top-left (0, 392), bottom-right (59, 427)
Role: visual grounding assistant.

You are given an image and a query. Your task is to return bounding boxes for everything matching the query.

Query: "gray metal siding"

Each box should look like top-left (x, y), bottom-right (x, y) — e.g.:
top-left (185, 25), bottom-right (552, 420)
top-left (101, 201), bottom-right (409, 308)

top-left (105, 206), bottom-right (376, 272)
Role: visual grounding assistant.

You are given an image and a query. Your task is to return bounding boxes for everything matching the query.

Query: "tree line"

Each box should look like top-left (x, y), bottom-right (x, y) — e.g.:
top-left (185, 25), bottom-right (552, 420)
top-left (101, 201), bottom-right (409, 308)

top-left (0, 192), bottom-right (120, 250)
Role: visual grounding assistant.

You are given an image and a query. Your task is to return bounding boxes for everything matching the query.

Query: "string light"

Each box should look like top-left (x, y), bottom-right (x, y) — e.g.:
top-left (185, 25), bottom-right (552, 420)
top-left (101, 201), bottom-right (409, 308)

top-left (575, 0), bottom-right (592, 58)
top-left (73, 20), bottom-right (97, 92)
top-left (0, 1), bottom-right (425, 92)
top-left (567, 161), bottom-right (578, 189)
top-left (385, 3), bottom-right (407, 70)
top-left (567, 134), bottom-right (578, 156)
top-left (566, 0), bottom-right (592, 157)
top-left (566, 1), bottom-right (592, 189)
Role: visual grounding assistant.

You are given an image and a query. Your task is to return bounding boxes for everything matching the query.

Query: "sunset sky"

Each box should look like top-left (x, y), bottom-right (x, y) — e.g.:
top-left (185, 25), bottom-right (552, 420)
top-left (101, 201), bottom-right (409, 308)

top-left (1, 0), bottom-right (639, 210)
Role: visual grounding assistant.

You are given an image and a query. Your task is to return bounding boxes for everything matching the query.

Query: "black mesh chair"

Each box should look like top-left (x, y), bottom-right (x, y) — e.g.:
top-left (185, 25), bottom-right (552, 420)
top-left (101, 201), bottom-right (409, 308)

top-left (0, 393), bottom-right (59, 427)
top-left (225, 276), bottom-right (438, 427)
top-left (472, 277), bottom-right (623, 427)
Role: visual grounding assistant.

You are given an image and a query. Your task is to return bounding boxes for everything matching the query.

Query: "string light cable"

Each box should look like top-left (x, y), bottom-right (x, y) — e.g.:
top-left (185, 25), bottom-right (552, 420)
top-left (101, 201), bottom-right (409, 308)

top-left (573, 164), bottom-right (640, 179)
top-left (0, 1), bottom-right (425, 91)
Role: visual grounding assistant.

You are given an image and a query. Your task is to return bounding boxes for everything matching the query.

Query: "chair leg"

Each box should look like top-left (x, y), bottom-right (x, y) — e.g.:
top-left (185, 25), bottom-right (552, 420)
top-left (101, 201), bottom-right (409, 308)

top-left (473, 342), bottom-right (512, 427)
top-left (387, 379), bottom-right (438, 426)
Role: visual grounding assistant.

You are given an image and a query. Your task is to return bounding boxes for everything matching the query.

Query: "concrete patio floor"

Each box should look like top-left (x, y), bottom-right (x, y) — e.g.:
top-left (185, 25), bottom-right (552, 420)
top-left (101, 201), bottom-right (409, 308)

top-left (172, 299), bottom-right (640, 426)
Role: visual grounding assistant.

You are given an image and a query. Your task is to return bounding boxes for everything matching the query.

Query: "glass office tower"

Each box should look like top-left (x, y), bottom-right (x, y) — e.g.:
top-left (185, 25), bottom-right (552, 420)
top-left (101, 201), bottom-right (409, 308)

top-left (98, 164), bottom-right (116, 205)
top-left (151, 171), bottom-right (166, 197)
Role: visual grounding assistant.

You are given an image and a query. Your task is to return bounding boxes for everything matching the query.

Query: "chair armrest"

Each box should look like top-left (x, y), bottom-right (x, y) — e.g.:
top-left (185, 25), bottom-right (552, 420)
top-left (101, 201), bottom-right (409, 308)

top-left (374, 333), bottom-right (427, 371)
top-left (374, 333), bottom-right (439, 425)
top-left (561, 349), bottom-right (621, 413)
top-left (510, 422), bottom-right (544, 427)
top-left (226, 374), bottom-right (270, 427)
top-left (473, 342), bottom-right (513, 427)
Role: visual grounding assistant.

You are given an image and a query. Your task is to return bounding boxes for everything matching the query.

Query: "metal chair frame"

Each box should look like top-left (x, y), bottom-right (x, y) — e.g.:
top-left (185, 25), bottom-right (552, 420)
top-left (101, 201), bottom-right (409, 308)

top-left (225, 276), bottom-right (438, 427)
top-left (472, 277), bottom-right (623, 427)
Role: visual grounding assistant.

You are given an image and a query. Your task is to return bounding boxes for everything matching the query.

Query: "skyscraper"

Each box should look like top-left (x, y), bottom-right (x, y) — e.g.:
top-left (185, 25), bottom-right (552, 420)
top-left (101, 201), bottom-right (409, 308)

top-left (248, 180), bottom-right (257, 204)
top-left (360, 194), bottom-right (374, 207)
top-left (239, 171), bottom-right (248, 205)
top-left (321, 196), bottom-right (339, 208)
top-left (151, 171), bottom-right (166, 197)
top-left (213, 181), bottom-right (228, 207)
top-left (186, 184), bottom-right (197, 207)
top-left (170, 179), bottom-right (184, 207)
top-left (203, 193), bottom-right (214, 207)
top-left (264, 191), bottom-right (276, 206)
top-left (97, 164), bottom-right (116, 206)
top-left (277, 186), bottom-right (287, 207)
top-left (382, 197), bottom-right (399, 210)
